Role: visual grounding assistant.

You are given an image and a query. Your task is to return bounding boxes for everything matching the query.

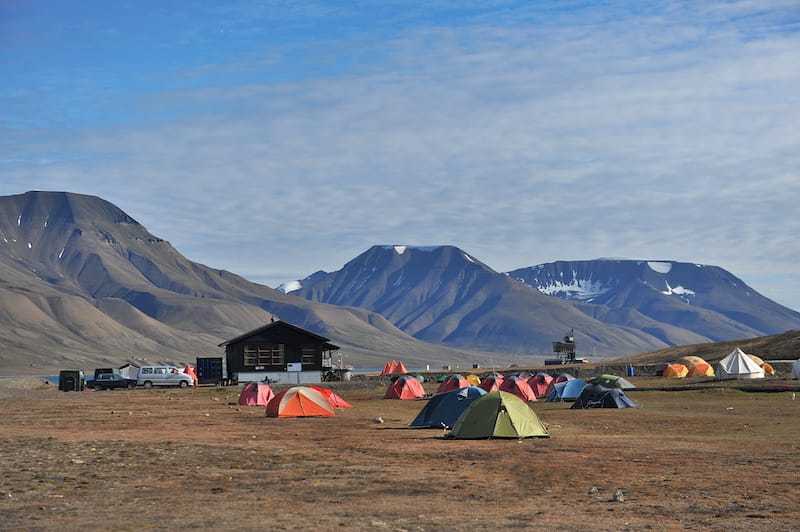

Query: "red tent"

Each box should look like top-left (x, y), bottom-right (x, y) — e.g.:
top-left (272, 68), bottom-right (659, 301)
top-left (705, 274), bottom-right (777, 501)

top-left (478, 374), bottom-right (504, 393)
top-left (265, 386), bottom-right (334, 418)
top-left (237, 382), bottom-right (275, 406)
top-left (309, 385), bottom-right (353, 408)
top-left (381, 361), bottom-right (395, 375)
top-left (436, 374), bottom-right (469, 394)
top-left (384, 375), bottom-right (426, 400)
top-left (381, 360), bottom-right (408, 375)
top-left (527, 372), bottom-right (553, 397)
top-left (393, 361), bottom-right (408, 374)
top-left (499, 375), bottom-right (538, 402)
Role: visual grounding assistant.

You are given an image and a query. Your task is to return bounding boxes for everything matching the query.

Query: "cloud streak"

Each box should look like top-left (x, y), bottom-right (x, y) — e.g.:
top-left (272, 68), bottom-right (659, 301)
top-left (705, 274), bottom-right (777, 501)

top-left (2, 1), bottom-right (799, 310)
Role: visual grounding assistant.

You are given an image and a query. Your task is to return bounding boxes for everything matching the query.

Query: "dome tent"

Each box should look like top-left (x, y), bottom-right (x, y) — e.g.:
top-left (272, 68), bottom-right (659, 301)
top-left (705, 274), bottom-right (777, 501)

top-left (265, 386), bottom-right (334, 418)
top-left (571, 383), bottom-right (637, 409)
top-left (589, 374), bottom-right (635, 390)
top-left (545, 378), bottom-right (587, 402)
top-left (448, 391), bottom-right (549, 439)
top-left (436, 374), bottom-right (470, 394)
top-left (499, 375), bottom-right (538, 402)
top-left (238, 382), bottom-right (275, 406)
top-left (409, 386), bottom-right (486, 429)
top-left (384, 374), bottom-right (426, 400)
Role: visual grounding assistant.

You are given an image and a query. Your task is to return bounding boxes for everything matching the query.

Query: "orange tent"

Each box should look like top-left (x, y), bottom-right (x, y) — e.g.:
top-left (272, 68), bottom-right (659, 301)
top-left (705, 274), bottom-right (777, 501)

top-left (384, 375), bottom-right (425, 399)
top-left (265, 386), bottom-right (334, 418)
top-left (381, 360), bottom-right (409, 375)
top-left (528, 373), bottom-right (554, 397)
top-left (761, 362), bottom-right (775, 376)
top-left (663, 363), bottom-right (688, 378)
top-left (238, 382), bottom-right (275, 406)
top-left (746, 354), bottom-right (764, 366)
top-left (436, 374), bottom-right (469, 394)
top-left (309, 385), bottom-right (353, 408)
top-left (499, 375), bottom-right (538, 402)
top-left (686, 363), bottom-right (715, 377)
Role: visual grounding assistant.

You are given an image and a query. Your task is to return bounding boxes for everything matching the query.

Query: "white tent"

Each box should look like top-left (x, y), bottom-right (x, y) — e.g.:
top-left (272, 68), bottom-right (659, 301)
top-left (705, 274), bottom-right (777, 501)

top-left (790, 359), bottom-right (800, 380)
top-left (716, 347), bottom-right (765, 380)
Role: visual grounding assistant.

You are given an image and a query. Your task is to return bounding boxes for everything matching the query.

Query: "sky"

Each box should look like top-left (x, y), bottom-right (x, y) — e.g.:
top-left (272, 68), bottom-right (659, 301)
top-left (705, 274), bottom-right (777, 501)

top-left (2, 1), bottom-right (800, 311)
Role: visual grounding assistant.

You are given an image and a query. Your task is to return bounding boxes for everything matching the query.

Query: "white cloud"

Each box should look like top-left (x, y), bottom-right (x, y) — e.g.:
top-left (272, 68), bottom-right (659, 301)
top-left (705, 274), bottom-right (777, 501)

top-left (2, 1), bottom-right (799, 310)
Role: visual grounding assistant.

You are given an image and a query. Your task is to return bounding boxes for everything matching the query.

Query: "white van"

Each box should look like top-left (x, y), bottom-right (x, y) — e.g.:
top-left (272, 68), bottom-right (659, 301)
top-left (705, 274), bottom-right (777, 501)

top-left (137, 366), bottom-right (194, 388)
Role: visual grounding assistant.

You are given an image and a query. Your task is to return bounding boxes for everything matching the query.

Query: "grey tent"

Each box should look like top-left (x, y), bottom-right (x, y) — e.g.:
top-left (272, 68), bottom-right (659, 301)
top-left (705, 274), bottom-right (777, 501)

top-left (571, 383), bottom-right (637, 409)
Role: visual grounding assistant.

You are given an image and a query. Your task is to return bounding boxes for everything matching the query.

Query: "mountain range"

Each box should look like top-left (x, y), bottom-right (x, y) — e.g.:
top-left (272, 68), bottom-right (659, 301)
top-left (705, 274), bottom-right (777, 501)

top-left (2, 191), bottom-right (799, 374)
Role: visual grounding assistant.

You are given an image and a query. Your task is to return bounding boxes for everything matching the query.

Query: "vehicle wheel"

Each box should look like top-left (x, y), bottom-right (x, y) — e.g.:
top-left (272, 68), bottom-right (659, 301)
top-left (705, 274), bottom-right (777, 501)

top-left (144, 381), bottom-right (153, 389)
top-left (179, 380), bottom-right (188, 389)
top-left (127, 382), bottom-right (135, 390)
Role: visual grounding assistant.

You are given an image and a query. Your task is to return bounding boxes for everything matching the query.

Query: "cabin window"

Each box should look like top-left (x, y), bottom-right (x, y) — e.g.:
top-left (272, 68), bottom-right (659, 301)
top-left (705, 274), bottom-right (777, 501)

top-left (301, 345), bottom-right (315, 365)
top-left (244, 344), bottom-right (284, 366)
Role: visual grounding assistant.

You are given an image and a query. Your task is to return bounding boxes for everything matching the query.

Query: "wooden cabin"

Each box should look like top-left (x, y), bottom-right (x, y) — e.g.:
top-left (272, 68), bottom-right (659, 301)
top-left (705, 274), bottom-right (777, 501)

top-left (219, 320), bottom-right (339, 384)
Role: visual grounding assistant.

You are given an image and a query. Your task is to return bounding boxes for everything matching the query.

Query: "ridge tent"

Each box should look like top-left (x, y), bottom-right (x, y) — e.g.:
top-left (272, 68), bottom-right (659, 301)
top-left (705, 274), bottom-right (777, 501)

top-left (716, 347), bottom-right (765, 380)
top-left (663, 363), bottom-right (689, 378)
top-left (448, 391), bottom-right (549, 439)
top-left (791, 359), bottom-right (800, 380)
top-left (436, 374), bottom-right (470, 394)
top-left (686, 362), bottom-right (715, 377)
top-left (571, 383), bottom-right (637, 409)
top-left (381, 360), bottom-right (408, 375)
top-left (478, 374), bottom-right (504, 393)
top-left (589, 374), bottom-right (635, 390)
top-left (265, 386), bottom-right (334, 418)
top-left (384, 375), bottom-right (426, 400)
top-left (409, 386), bottom-right (486, 429)
top-left (237, 382), bottom-right (275, 406)
top-left (545, 378), bottom-right (587, 402)
top-left (465, 374), bottom-right (481, 386)
top-left (309, 385), bottom-right (353, 408)
top-left (499, 375), bottom-right (538, 402)
top-left (528, 373), bottom-right (553, 397)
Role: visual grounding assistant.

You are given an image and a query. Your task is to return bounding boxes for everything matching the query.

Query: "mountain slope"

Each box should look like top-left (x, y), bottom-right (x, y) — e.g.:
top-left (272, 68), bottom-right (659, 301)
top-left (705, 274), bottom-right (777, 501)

top-left (508, 260), bottom-right (800, 341)
top-left (0, 192), bottom-right (488, 373)
top-left (282, 245), bottom-right (676, 356)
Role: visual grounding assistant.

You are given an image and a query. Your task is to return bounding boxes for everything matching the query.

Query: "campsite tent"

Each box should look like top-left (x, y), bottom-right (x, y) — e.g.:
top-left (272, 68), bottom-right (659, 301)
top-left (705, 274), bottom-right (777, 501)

top-left (237, 382), bottom-right (275, 406)
top-left (448, 391), bottom-right (549, 439)
top-left (384, 375), bottom-right (426, 400)
top-left (381, 360), bottom-right (408, 375)
top-left (465, 374), bottom-right (481, 386)
top-left (686, 363), bottom-right (715, 377)
top-left (527, 373), bottom-right (553, 397)
top-left (309, 385), bottom-right (353, 408)
top-left (678, 355), bottom-right (708, 368)
top-left (791, 359), bottom-right (800, 380)
top-left (436, 374), bottom-right (470, 394)
top-left (544, 373), bottom-right (574, 397)
top-left (716, 347), bottom-right (765, 380)
top-left (589, 374), bottom-right (635, 390)
top-left (184, 365), bottom-right (198, 386)
top-left (478, 374), bottom-right (504, 393)
top-left (571, 383), bottom-right (637, 409)
top-left (545, 378), bottom-right (587, 402)
top-left (746, 354), bottom-right (764, 366)
top-left (499, 375), bottom-right (538, 402)
top-left (265, 386), bottom-right (334, 418)
top-left (663, 363), bottom-right (689, 378)
top-left (409, 386), bottom-right (486, 429)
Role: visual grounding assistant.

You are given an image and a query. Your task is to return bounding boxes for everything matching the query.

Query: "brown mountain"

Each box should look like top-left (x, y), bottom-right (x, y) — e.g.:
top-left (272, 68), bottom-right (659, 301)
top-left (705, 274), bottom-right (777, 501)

top-left (0, 191), bottom-right (495, 374)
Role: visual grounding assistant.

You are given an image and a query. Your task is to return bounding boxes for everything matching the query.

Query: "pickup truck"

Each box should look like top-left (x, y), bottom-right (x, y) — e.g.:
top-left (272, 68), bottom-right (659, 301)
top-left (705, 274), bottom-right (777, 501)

top-left (89, 373), bottom-right (138, 390)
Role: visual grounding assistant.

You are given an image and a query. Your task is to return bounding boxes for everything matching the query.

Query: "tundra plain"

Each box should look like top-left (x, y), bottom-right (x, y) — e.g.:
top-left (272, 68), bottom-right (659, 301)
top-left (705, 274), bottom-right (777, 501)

top-left (0, 378), bottom-right (798, 531)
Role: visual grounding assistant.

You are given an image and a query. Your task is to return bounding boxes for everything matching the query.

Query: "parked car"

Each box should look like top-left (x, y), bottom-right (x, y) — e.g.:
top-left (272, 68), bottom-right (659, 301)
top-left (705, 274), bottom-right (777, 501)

top-left (136, 366), bottom-right (194, 389)
top-left (89, 373), bottom-right (137, 391)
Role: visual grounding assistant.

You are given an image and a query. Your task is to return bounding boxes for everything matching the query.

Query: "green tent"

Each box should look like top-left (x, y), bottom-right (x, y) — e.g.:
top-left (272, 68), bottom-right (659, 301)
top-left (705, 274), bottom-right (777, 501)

top-left (590, 374), bottom-right (635, 390)
top-left (448, 391), bottom-right (549, 439)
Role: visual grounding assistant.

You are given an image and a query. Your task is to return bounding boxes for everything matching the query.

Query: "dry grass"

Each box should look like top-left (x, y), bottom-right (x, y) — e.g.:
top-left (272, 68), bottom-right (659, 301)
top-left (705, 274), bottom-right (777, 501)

top-left (0, 380), bottom-right (798, 530)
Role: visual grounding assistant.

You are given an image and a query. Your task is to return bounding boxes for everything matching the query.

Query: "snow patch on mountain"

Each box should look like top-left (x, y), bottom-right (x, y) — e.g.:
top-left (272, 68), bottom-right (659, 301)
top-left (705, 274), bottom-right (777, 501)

top-left (277, 280), bottom-right (302, 293)
top-left (537, 278), bottom-right (611, 302)
top-left (647, 261), bottom-right (672, 273)
top-left (662, 281), bottom-right (695, 298)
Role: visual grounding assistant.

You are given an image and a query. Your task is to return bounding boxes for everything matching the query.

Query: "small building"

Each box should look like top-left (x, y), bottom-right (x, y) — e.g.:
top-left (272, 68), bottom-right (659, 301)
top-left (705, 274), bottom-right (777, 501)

top-left (219, 320), bottom-right (339, 385)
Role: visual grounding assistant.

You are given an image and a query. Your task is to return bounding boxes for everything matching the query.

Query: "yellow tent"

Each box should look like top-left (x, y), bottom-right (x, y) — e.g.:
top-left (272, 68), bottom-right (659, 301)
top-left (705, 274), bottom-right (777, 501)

top-left (465, 374), bottom-right (481, 386)
top-left (678, 355), bottom-right (707, 368)
top-left (686, 362), bottom-right (715, 377)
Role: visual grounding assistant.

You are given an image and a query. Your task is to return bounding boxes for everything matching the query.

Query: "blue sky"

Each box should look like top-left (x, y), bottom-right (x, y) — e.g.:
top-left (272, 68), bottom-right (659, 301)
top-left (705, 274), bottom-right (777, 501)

top-left (2, 1), bottom-right (800, 311)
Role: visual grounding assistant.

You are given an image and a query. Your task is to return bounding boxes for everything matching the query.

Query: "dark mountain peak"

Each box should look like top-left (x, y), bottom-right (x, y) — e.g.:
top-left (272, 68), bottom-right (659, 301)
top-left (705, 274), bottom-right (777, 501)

top-left (9, 190), bottom-right (140, 227)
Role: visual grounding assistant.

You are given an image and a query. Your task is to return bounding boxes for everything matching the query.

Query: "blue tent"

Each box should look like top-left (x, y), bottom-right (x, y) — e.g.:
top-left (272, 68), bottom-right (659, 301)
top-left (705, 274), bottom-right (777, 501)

top-left (545, 378), bottom-right (587, 402)
top-left (409, 386), bottom-right (487, 429)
